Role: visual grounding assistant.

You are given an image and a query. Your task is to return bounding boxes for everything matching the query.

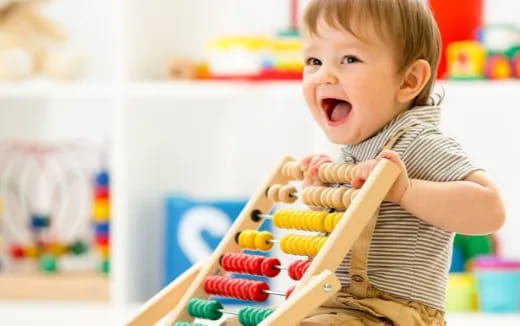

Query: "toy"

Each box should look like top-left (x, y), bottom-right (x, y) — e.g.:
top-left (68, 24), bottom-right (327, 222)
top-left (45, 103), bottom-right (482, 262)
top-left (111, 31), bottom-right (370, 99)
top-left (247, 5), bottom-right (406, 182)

top-left (484, 53), bottom-right (511, 80)
top-left (447, 26), bottom-right (520, 80)
top-left (430, 0), bottom-right (483, 78)
top-left (473, 256), bottom-right (520, 313)
top-left (92, 169), bottom-right (110, 274)
top-left (0, 141), bottom-right (109, 300)
top-left (0, 0), bottom-right (84, 80)
top-left (126, 156), bottom-right (401, 326)
top-left (446, 41), bottom-right (486, 80)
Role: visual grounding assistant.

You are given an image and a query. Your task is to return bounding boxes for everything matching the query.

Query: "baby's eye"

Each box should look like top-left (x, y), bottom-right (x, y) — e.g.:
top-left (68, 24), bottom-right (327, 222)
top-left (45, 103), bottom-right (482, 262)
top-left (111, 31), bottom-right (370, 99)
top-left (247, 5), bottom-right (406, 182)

top-left (341, 56), bottom-right (360, 64)
top-left (305, 57), bottom-right (322, 66)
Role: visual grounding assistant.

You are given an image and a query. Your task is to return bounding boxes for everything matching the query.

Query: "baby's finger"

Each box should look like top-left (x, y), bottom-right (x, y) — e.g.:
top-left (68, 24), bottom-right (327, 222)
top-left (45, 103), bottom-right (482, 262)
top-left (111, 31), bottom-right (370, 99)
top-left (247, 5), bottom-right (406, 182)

top-left (300, 155), bottom-right (315, 171)
top-left (351, 177), bottom-right (365, 189)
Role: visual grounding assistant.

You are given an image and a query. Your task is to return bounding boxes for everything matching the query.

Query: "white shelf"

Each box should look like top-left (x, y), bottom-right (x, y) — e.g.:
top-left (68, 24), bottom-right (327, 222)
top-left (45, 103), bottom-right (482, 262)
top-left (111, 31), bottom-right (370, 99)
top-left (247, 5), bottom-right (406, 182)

top-left (127, 80), bottom-right (303, 99)
top-left (0, 79), bottom-right (517, 101)
top-left (126, 79), bottom-right (520, 100)
top-left (0, 80), bottom-right (113, 99)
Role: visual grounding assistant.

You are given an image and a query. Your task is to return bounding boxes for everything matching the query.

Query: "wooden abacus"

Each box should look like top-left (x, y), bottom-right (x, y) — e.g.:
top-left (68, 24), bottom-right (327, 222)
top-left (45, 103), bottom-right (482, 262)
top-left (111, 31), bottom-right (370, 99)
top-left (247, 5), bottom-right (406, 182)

top-left (126, 156), bottom-right (400, 326)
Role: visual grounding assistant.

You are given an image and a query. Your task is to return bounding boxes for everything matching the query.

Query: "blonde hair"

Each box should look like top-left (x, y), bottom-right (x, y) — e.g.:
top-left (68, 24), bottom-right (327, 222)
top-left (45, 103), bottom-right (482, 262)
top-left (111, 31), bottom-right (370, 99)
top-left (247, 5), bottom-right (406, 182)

top-left (302, 0), bottom-right (441, 107)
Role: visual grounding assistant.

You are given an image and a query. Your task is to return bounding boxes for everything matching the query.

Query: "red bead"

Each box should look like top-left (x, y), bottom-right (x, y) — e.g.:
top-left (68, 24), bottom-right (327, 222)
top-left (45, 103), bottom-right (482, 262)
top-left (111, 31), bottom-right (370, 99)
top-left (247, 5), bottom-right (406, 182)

top-left (94, 187), bottom-right (110, 199)
top-left (261, 257), bottom-right (281, 277)
top-left (286, 286), bottom-right (295, 300)
top-left (10, 244), bottom-right (25, 259)
top-left (250, 281), bottom-right (269, 302)
top-left (95, 233), bottom-right (109, 246)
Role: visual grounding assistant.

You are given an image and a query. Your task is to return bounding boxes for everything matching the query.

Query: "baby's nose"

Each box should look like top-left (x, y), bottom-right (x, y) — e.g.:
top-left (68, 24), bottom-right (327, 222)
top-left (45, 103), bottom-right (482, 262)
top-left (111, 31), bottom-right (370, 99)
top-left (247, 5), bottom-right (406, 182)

top-left (314, 66), bottom-right (339, 85)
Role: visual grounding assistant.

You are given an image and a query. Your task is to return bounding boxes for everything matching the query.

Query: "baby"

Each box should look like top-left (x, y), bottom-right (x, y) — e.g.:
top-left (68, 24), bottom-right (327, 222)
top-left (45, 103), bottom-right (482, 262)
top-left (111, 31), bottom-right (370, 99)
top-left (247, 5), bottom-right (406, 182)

top-left (297, 0), bottom-right (505, 325)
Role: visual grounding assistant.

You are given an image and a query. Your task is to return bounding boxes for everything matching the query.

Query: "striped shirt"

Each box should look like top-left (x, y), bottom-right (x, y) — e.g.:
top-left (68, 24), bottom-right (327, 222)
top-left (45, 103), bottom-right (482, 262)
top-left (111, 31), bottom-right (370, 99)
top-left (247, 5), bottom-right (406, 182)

top-left (336, 105), bottom-right (479, 311)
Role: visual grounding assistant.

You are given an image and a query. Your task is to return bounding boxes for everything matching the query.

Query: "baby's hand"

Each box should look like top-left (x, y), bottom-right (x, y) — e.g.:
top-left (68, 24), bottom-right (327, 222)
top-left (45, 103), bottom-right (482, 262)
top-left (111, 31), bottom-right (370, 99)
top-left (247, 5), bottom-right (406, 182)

top-left (300, 153), bottom-right (333, 188)
top-left (351, 150), bottom-right (410, 204)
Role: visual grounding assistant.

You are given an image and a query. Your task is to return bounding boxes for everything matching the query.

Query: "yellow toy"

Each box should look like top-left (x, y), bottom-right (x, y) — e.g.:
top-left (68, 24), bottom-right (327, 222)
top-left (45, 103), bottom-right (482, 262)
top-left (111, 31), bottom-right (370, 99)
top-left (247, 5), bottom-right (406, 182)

top-left (446, 41), bottom-right (486, 80)
top-left (126, 156), bottom-right (400, 326)
top-left (0, 0), bottom-right (84, 80)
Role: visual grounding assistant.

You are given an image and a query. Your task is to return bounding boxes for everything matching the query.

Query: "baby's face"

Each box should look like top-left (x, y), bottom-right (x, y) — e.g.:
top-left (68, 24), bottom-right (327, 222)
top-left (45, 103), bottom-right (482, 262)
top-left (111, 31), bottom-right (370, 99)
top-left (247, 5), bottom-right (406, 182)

top-left (302, 19), bottom-right (405, 145)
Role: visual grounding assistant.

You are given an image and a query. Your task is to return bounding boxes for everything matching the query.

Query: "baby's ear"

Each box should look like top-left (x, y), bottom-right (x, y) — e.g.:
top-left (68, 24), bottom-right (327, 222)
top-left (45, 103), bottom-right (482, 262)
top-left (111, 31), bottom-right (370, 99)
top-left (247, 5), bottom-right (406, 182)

top-left (397, 59), bottom-right (431, 104)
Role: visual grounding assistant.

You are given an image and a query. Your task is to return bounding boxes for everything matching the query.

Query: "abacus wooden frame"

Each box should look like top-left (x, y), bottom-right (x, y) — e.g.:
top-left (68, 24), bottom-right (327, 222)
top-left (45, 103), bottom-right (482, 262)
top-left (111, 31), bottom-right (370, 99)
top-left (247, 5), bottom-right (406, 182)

top-left (125, 156), bottom-right (400, 326)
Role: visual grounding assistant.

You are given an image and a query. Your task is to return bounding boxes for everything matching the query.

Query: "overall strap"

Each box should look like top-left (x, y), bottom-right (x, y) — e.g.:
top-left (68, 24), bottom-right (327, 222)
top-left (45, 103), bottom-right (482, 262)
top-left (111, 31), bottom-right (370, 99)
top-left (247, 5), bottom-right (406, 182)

top-left (347, 125), bottom-right (417, 298)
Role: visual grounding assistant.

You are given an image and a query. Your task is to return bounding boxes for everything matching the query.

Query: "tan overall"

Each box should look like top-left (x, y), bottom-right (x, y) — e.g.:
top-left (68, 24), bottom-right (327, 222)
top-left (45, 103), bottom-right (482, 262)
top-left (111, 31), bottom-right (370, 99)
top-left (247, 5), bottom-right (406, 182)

top-left (300, 127), bottom-right (446, 326)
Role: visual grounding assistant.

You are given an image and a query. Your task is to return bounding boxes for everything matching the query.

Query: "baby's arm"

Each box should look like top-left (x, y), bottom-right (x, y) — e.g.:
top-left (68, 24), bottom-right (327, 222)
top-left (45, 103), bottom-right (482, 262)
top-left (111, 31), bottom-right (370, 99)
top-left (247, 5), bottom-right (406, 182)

top-left (354, 150), bottom-right (505, 235)
top-left (400, 168), bottom-right (505, 234)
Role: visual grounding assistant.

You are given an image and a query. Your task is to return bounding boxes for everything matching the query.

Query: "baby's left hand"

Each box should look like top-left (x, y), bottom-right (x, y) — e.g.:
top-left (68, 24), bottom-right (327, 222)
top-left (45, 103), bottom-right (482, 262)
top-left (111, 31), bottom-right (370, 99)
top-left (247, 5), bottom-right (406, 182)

top-left (351, 150), bottom-right (410, 204)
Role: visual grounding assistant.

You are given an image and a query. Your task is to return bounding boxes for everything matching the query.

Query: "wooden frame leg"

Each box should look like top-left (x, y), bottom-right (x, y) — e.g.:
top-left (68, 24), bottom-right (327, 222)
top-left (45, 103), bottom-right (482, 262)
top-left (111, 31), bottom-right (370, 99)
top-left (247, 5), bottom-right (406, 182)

top-left (125, 261), bottom-right (204, 326)
top-left (259, 270), bottom-right (341, 326)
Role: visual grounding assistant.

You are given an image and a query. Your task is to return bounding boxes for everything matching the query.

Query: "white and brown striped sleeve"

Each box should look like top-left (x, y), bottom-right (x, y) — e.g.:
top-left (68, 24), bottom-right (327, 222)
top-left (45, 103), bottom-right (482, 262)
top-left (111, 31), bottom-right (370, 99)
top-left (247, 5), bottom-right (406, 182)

top-left (402, 128), bottom-right (481, 182)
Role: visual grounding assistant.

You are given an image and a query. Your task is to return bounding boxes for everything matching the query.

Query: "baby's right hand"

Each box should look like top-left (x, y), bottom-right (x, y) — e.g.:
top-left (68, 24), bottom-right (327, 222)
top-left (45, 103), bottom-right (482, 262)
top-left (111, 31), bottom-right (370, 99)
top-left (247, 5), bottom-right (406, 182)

top-left (300, 154), bottom-right (333, 188)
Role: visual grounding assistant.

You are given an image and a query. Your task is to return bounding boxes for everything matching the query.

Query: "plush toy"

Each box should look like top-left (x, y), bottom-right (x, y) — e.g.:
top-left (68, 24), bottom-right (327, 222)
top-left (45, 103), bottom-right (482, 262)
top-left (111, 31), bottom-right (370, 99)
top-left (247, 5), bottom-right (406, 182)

top-left (0, 0), bottom-right (84, 80)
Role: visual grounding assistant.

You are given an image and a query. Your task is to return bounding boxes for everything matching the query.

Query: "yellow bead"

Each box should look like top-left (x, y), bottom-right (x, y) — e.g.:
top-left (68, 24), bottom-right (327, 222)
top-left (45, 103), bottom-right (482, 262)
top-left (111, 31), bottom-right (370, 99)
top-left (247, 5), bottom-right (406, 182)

top-left (24, 246), bottom-right (39, 258)
top-left (45, 242), bottom-right (67, 256)
top-left (273, 209), bottom-right (287, 229)
top-left (92, 198), bottom-right (110, 221)
top-left (255, 231), bottom-right (274, 251)
top-left (239, 230), bottom-right (257, 249)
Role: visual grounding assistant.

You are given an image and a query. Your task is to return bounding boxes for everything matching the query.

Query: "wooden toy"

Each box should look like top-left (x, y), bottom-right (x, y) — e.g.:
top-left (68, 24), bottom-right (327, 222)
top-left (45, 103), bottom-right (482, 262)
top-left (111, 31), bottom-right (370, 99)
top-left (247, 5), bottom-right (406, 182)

top-left (126, 156), bottom-right (400, 326)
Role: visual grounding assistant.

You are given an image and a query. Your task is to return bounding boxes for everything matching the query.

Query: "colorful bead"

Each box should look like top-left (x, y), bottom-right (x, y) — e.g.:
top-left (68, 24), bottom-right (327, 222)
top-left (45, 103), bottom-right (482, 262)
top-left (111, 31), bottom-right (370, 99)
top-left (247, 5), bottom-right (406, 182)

top-left (285, 286), bottom-right (295, 300)
top-left (44, 242), bottom-right (67, 256)
top-left (69, 241), bottom-right (89, 255)
top-left (187, 298), bottom-right (223, 320)
top-left (237, 230), bottom-right (274, 252)
top-left (92, 198), bottom-right (110, 221)
top-left (31, 214), bottom-right (50, 229)
top-left (254, 231), bottom-right (274, 251)
top-left (95, 171), bottom-right (110, 187)
top-left (100, 259), bottom-right (110, 274)
top-left (24, 245), bottom-right (40, 259)
top-left (94, 187), bottom-right (110, 200)
top-left (238, 306), bottom-right (274, 326)
top-left (288, 259), bottom-right (311, 280)
top-left (94, 222), bottom-right (110, 234)
top-left (10, 244), bottom-right (25, 259)
top-left (203, 276), bottom-right (269, 302)
top-left (260, 257), bottom-right (281, 278)
top-left (280, 234), bottom-right (327, 256)
top-left (40, 254), bottom-right (57, 273)
top-left (273, 209), bottom-right (328, 232)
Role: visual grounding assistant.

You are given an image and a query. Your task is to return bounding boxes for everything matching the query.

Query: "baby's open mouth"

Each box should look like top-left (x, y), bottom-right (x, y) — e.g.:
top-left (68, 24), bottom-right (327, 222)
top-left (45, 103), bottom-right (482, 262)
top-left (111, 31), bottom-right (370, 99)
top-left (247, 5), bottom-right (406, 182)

top-left (321, 98), bottom-right (352, 123)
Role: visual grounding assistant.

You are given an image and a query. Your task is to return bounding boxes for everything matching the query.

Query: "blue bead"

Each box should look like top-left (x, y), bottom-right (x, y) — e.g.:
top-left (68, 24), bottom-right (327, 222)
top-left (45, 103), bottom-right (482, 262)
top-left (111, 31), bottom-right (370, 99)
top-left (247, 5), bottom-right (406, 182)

top-left (94, 222), bottom-right (110, 234)
top-left (31, 215), bottom-right (50, 229)
top-left (96, 171), bottom-right (110, 187)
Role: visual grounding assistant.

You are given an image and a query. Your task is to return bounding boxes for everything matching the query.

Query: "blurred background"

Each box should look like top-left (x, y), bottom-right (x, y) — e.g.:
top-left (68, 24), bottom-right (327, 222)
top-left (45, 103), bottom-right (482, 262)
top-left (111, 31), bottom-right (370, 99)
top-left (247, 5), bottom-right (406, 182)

top-left (0, 0), bottom-right (519, 325)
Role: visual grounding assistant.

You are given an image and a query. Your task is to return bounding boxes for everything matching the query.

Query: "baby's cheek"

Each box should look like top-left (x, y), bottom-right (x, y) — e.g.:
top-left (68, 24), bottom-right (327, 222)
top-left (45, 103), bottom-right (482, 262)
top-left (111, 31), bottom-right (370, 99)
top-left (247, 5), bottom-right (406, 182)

top-left (302, 83), bottom-right (316, 109)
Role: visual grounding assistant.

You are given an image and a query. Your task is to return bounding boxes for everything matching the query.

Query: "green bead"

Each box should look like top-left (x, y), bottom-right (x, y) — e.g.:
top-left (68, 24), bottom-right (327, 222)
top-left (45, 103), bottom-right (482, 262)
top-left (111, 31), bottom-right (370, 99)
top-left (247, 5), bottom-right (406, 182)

top-left (69, 241), bottom-right (89, 255)
top-left (187, 298), bottom-right (222, 320)
top-left (100, 259), bottom-right (110, 274)
top-left (239, 307), bottom-right (274, 326)
top-left (39, 254), bottom-right (57, 273)
top-left (239, 307), bottom-right (256, 326)
top-left (207, 300), bottom-right (223, 320)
